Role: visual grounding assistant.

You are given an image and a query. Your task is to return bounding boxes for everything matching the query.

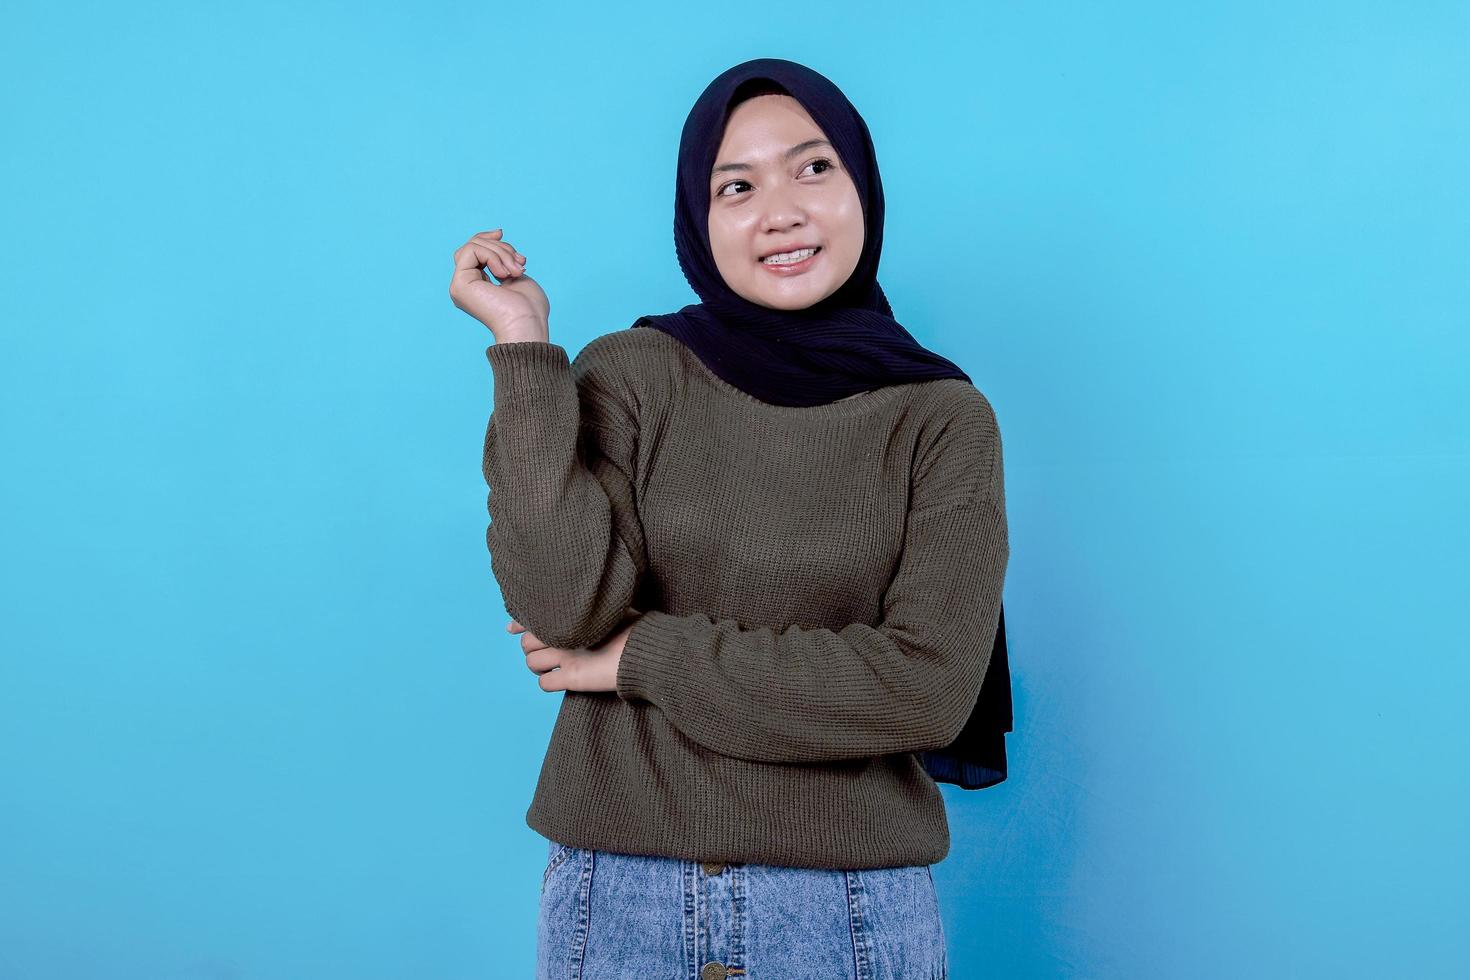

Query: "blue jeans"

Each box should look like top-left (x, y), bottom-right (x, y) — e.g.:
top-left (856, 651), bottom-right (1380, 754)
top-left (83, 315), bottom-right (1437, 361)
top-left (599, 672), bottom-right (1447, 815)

top-left (537, 838), bottom-right (948, 979)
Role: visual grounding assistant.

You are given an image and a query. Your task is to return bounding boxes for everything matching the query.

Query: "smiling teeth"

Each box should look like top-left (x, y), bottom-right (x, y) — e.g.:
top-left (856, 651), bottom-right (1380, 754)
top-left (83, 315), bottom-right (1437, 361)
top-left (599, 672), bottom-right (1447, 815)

top-left (763, 247), bottom-right (818, 265)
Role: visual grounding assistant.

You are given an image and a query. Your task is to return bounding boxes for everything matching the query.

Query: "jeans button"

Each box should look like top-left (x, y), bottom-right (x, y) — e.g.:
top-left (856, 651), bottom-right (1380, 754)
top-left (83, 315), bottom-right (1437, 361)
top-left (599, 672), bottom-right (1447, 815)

top-left (700, 962), bottom-right (728, 980)
top-left (701, 861), bottom-right (725, 875)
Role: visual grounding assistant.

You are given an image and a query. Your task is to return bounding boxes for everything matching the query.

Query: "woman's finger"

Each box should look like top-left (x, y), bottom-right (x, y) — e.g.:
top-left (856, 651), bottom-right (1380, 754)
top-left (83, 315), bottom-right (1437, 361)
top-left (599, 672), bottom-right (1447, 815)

top-left (471, 227), bottom-right (524, 264)
top-left (471, 234), bottom-right (525, 275)
top-left (471, 229), bottom-right (525, 264)
top-left (525, 649), bottom-right (560, 675)
top-left (480, 228), bottom-right (525, 262)
top-left (452, 241), bottom-right (502, 276)
top-left (455, 240), bottom-right (518, 281)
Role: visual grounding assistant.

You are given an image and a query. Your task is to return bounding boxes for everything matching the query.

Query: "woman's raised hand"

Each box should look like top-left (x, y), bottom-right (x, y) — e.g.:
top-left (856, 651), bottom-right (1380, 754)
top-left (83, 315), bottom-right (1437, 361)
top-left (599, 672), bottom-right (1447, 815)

top-left (449, 229), bottom-right (551, 344)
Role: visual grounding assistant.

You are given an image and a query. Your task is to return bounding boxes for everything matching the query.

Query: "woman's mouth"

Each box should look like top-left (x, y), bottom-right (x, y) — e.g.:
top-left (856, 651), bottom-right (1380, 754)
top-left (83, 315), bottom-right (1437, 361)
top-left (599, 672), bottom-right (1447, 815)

top-left (759, 246), bottom-right (822, 275)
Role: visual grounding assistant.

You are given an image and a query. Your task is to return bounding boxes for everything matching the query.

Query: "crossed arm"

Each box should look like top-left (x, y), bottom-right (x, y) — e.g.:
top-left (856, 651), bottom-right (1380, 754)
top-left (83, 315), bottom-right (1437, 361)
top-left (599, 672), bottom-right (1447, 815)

top-left (484, 338), bottom-right (1008, 766)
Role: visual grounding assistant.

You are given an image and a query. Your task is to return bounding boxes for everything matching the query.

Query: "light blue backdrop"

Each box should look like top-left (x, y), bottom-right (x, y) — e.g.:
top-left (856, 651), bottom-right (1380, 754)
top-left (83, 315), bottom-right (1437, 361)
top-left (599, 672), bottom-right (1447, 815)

top-left (2, 1), bottom-right (1465, 977)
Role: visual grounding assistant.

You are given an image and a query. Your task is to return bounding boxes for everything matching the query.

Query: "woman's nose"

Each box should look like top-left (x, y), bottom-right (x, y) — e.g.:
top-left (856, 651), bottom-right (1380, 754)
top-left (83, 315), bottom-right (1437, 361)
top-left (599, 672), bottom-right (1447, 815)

top-left (759, 194), bottom-right (806, 234)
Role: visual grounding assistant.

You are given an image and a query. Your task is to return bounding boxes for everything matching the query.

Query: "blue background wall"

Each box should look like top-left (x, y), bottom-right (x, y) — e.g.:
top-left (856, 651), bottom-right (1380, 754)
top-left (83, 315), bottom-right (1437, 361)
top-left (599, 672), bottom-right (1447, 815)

top-left (3, 1), bottom-right (1465, 977)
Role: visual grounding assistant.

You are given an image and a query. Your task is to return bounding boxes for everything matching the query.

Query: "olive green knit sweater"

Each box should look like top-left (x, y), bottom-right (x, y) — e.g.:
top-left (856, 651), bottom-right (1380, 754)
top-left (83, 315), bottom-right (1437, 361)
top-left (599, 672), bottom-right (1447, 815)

top-left (482, 325), bottom-right (1008, 870)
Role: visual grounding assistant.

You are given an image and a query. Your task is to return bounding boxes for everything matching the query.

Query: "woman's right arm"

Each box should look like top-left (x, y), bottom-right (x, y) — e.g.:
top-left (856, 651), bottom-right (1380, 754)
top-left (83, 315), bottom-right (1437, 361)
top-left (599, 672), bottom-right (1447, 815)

top-left (450, 228), bottom-right (648, 651)
top-left (481, 338), bottom-right (648, 651)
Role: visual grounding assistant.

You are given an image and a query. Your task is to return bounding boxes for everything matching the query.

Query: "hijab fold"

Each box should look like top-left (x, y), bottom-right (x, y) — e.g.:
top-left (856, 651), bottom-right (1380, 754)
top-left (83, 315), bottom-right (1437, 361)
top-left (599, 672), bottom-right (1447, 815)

top-left (636, 57), bottom-right (1011, 790)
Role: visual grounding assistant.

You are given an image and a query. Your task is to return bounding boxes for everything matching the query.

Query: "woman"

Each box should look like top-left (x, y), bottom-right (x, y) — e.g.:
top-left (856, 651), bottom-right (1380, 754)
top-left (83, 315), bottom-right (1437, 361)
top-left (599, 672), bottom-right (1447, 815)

top-left (450, 57), bottom-right (1009, 980)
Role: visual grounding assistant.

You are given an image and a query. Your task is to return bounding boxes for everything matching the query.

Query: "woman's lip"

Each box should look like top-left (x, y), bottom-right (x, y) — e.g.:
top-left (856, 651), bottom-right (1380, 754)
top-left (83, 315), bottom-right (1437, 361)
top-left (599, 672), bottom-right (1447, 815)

top-left (758, 247), bottom-right (822, 275)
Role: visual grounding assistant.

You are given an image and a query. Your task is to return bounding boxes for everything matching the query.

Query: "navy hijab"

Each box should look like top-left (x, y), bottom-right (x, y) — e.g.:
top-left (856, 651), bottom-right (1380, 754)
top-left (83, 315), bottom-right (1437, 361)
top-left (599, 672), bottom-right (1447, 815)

top-left (634, 58), bottom-right (1012, 790)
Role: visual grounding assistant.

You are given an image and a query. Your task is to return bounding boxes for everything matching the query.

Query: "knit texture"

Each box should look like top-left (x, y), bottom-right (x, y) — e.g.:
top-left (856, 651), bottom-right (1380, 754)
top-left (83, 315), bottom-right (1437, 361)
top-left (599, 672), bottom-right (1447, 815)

top-left (482, 325), bottom-right (1008, 869)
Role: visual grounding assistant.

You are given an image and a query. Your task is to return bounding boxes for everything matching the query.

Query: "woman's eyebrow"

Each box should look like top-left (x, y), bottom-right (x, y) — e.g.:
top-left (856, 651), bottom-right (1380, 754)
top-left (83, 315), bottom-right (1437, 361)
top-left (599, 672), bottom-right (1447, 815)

top-left (711, 138), bottom-right (833, 177)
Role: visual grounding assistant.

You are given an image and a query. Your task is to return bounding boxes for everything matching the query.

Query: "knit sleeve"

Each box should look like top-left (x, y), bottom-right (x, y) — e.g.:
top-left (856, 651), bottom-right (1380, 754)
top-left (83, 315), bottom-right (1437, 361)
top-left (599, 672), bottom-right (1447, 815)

top-left (614, 391), bottom-right (1009, 764)
top-left (481, 338), bottom-right (648, 651)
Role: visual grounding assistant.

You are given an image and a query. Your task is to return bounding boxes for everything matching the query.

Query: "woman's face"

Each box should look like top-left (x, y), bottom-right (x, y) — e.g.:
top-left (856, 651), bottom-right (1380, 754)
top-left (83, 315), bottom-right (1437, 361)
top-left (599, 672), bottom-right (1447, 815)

top-left (707, 94), bottom-right (864, 310)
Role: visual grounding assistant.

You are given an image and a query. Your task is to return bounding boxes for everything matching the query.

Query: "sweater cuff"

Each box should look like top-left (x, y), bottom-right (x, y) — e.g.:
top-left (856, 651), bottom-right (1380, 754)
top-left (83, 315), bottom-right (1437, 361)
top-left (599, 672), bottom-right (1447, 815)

top-left (484, 341), bottom-right (570, 407)
top-left (615, 610), bottom-right (693, 705)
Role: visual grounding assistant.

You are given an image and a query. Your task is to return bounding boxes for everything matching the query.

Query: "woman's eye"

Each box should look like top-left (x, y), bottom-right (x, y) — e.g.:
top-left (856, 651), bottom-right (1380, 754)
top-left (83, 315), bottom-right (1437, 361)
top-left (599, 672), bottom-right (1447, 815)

top-left (715, 159), bottom-right (835, 199)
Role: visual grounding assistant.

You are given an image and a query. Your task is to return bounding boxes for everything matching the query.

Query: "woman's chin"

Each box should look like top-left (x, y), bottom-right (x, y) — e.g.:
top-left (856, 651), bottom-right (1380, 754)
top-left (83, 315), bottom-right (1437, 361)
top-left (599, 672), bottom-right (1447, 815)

top-left (747, 279), bottom-right (834, 310)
